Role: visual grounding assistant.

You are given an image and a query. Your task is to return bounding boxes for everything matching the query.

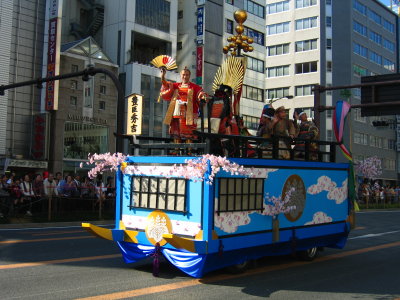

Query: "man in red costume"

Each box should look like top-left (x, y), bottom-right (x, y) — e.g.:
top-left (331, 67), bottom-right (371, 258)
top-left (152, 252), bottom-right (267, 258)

top-left (160, 67), bottom-right (206, 143)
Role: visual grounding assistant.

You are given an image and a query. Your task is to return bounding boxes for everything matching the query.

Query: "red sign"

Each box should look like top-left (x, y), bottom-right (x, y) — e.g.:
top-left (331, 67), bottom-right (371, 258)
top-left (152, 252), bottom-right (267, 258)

top-left (32, 114), bottom-right (46, 159)
top-left (196, 46), bottom-right (203, 78)
top-left (45, 18), bottom-right (58, 110)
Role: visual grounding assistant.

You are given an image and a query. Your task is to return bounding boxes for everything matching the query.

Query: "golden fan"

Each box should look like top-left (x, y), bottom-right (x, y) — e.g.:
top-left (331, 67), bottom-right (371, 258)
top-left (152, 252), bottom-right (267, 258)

top-left (150, 55), bottom-right (178, 70)
top-left (212, 56), bottom-right (247, 95)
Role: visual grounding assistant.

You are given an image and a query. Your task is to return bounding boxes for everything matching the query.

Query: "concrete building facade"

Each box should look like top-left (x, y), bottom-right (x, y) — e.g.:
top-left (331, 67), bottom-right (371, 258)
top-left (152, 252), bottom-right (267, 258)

top-left (265, 0), bottom-right (399, 184)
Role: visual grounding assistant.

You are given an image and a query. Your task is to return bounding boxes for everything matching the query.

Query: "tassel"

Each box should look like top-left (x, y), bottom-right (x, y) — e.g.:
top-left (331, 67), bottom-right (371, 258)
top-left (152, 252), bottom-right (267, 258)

top-left (152, 243), bottom-right (160, 277)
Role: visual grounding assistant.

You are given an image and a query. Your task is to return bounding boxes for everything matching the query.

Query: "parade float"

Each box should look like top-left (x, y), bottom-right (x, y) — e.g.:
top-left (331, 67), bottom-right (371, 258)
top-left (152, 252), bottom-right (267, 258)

top-left (82, 10), bottom-right (354, 278)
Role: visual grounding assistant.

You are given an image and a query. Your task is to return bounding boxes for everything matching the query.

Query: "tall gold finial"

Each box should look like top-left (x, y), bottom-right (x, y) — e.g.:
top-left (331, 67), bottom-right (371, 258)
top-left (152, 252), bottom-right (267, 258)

top-left (223, 9), bottom-right (253, 57)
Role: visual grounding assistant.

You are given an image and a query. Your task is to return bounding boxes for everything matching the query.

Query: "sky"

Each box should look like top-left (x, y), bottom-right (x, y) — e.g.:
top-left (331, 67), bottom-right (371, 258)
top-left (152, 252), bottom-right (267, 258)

top-left (378, 0), bottom-right (399, 9)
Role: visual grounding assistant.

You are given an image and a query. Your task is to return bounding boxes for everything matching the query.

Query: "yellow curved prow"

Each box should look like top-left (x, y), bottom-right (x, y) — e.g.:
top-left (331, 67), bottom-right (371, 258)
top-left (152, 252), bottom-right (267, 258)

top-left (82, 223), bottom-right (113, 240)
top-left (163, 234), bottom-right (197, 253)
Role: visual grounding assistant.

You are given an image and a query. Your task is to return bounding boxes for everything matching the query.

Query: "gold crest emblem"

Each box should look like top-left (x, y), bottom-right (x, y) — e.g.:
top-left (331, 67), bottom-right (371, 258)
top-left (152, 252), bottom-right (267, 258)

top-left (145, 211), bottom-right (172, 246)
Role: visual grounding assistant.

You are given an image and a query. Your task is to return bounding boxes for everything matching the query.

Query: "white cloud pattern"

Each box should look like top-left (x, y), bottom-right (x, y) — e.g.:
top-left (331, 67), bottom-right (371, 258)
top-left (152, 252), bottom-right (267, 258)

top-left (305, 211), bottom-right (333, 225)
top-left (307, 176), bottom-right (348, 204)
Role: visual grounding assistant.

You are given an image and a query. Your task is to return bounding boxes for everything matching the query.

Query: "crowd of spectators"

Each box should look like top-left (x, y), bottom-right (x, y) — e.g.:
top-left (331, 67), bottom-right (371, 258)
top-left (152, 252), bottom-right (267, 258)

top-left (0, 172), bottom-right (115, 218)
top-left (358, 180), bottom-right (400, 206)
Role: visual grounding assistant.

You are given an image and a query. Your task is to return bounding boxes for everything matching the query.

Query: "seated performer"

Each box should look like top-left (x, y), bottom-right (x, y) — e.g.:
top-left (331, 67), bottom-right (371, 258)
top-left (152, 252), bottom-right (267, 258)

top-left (257, 107), bottom-right (275, 157)
top-left (160, 67), bottom-right (207, 144)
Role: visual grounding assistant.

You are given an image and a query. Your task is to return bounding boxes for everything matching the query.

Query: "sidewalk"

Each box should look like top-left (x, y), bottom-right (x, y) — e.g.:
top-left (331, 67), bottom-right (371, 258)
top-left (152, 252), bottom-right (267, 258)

top-left (0, 219), bottom-right (113, 230)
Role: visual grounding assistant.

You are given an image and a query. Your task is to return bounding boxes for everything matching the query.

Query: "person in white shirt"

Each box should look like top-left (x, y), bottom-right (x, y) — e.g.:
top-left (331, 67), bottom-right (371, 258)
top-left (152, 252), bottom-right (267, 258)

top-left (20, 174), bottom-right (34, 216)
top-left (43, 173), bottom-right (58, 197)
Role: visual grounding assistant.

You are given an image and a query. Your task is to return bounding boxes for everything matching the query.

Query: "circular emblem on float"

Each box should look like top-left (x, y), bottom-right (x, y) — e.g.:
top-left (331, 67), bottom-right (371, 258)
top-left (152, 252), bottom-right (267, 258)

top-left (145, 211), bottom-right (172, 246)
top-left (282, 175), bottom-right (306, 222)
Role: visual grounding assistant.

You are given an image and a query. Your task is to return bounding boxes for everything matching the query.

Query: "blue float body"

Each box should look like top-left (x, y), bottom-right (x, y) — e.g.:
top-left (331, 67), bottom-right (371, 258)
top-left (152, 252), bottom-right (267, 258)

top-left (112, 156), bottom-right (351, 278)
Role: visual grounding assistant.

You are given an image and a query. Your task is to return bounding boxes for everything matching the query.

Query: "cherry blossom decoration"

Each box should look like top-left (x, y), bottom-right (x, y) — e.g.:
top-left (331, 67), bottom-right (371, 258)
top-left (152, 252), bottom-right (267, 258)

top-left (80, 152), bottom-right (127, 179)
top-left (81, 153), bottom-right (261, 182)
top-left (262, 187), bottom-right (296, 218)
top-left (355, 156), bottom-right (382, 180)
top-left (122, 154), bottom-right (261, 183)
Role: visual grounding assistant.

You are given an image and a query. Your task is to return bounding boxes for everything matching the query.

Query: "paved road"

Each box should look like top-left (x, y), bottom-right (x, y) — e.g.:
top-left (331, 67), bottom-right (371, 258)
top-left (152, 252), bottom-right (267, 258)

top-left (0, 211), bottom-right (399, 300)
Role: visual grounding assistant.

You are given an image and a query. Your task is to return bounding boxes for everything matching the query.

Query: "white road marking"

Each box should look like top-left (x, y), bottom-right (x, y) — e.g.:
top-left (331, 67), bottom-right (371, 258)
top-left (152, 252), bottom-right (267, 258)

top-left (349, 230), bottom-right (400, 240)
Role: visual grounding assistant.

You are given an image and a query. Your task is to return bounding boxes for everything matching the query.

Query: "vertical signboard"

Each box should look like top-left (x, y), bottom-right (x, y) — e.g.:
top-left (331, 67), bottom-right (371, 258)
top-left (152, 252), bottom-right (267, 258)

top-left (196, 7), bottom-right (204, 45)
top-left (196, 46), bottom-right (203, 85)
top-left (32, 114), bottom-right (47, 159)
top-left (45, 0), bottom-right (62, 111)
top-left (126, 94), bottom-right (143, 135)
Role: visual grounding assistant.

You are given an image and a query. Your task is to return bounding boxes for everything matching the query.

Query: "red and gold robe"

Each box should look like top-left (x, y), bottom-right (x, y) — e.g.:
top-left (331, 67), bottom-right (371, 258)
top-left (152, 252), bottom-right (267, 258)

top-left (161, 81), bottom-right (205, 140)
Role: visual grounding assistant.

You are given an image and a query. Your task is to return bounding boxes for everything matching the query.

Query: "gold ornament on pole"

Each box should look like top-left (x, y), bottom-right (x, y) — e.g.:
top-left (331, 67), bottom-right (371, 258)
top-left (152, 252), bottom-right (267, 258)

top-left (222, 9), bottom-right (253, 57)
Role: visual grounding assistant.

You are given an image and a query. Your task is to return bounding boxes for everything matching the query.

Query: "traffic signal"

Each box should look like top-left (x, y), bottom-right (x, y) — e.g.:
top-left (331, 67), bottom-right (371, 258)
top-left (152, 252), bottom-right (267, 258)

top-left (372, 121), bottom-right (389, 127)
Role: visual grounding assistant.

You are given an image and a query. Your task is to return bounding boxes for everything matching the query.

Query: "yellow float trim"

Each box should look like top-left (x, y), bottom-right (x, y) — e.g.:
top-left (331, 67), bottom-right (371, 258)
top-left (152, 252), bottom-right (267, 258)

top-left (124, 230), bottom-right (139, 243)
top-left (194, 230), bottom-right (219, 240)
top-left (163, 234), bottom-right (196, 253)
top-left (82, 223), bottom-right (113, 241)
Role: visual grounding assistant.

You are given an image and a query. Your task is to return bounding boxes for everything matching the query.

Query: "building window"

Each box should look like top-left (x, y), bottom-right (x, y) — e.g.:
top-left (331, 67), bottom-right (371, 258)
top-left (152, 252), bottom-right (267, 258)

top-left (267, 43), bottom-right (290, 56)
top-left (71, 80), bottom-right (78, 90)
top-left (267, 0), bottom-right (290, 14)
top-left (242, 85), bottom-right (264, 102)
top-left (216, 178), bottom-right (264, 213)
top-left (244, 0), bottom-right (265, 19)
top-left (64, 122), bottom-right (108, 159)
top-left (177, 41), bottom-right (182, 50)
top-left (353, 42), bottom-right (368, 58)
top-left (369, 50), bottom-right (382, 65)
top-left (368, 9), bottom-right (381, 25)
top-left (70, 96), bottom-right (77, 106)
top-left (267, 65), bottom-right (290, 78)
top-left (327, 130), bottom-right (333, 141)
top-left (178, 10), bottom-right (183, 19)
top-left (388, 139), bottom-right (396, 150)
top-left (326, 0), bottom-right (332, 5)
top-left (99, 101), bottom-right (106, 110)
top-left (369, 30), bottom-right (382, 45)
top-left (352, 88), bottom-right (361, 98)
top-left (383, 19), bottom-right (394, 33)
top-left (353, 0), bottom-right (367, 16)
top-left (354, 132), bottom-right (368, 145)
top-left (295, 0), bottom-right (317, 8)
top-left (100, 85), bottom-right (106, 94)
top-left (267, 21), bottom-right (290, 35)
top-left (326, 84), bottom-right (332, 95)
top-left (384, 159), bottom-right (396, 171)
top-left (130, 176), bottom-right (187, 212)
top-left (383, 39), bottom-right (395, 53)
top-left (354, 108), bottom-right (366, 123)
top-left (246, 56), bottom-right (264, 73)
top-left (226, 19), bottom-right (233, 34)
top-left (326, 110), bottom-right (332, 118)
top-left (244, 26), bottom-right (264, 45)
top-left (266, 87), bottom-right (290, 99)
top-left (295, 39), bottom-right (317, 52)
top-left (71, 64), bottom-right (78, 72)
top-left (135, 0), bottom-right (170, 33)
top-left (327, 61), bottom-right (332, 72)
top-left (295, 61), bottom-right (317, 74)
top-left (295, 16), bottom-right (318, 30)
top-left (326, 16), bottom-right (332, 27)
top-left (383, 58), bottom-right (395, 72)
top-left (226, 0), bottom-right (234, 5)
top-left (242, 115), bottom-right (259, 130)
top-left (295, 84), bottom-right (314, 96)
top-left (353, 20), bottom-right (367, 37)
top-left (326, 39), bottom-right (332, 49)
top-left (353, 64), bottom-right (368, 77)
